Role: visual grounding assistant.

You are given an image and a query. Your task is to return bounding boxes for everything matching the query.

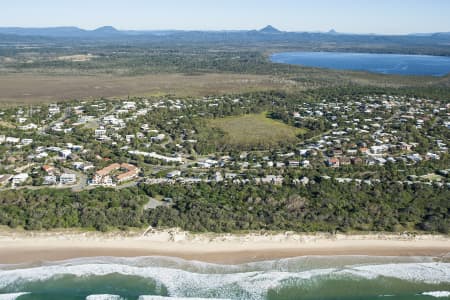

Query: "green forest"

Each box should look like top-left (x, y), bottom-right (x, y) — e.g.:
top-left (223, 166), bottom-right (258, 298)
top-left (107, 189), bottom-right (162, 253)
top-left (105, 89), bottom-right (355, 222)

top-left (0, 181), bottom-right (447, 234)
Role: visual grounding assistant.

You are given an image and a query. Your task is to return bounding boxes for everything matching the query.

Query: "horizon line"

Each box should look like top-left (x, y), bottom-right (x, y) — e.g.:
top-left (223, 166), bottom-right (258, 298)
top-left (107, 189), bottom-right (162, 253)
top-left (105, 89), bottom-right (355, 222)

top-left (0, 25), bottom-right (447, 36)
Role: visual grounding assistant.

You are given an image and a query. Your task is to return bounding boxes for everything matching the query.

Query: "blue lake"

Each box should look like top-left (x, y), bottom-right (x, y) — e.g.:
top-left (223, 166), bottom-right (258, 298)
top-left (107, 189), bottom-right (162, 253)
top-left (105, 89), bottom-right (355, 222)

top-left (270, 51), bottom-right (450, 76)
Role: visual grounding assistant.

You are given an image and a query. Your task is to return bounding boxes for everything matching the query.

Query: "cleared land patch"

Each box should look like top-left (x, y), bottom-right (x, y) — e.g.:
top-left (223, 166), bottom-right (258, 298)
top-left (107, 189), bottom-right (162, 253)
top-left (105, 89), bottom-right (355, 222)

top-left (56, 54), bottom-right (97, 62)
top-left (0, 73), bottom-right (292, 105)
top-left (208, 112), bottom-right (306, 150)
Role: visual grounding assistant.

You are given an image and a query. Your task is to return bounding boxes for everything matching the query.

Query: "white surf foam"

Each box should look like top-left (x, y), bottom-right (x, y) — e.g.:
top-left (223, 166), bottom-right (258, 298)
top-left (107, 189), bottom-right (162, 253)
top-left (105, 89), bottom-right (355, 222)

top-left (86, 295), bottom-right (124, 300)
top-left (28, 255), bottom-right (434, 274)
top-left (0, 262), bottom-right (448, 300)
top-left (0, 293), bottom-right (30, 300)
top-left (0, 264), bottom-right (333, 299)
top-left (138, 296), bottom-right (231, 300)
top-left (421, 291), bottom-right (450, 298)
top-left (340, 263), bottom-right (450, 284)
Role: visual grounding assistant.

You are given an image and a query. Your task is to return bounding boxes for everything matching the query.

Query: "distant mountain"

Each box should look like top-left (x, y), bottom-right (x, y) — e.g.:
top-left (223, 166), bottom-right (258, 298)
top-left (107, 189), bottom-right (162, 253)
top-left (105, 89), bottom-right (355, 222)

top-left (0, 26), bottom-right (123, 38)
top-left (1, 25), bottom-right (449, 40)
top-left (327, 29), bottom-right (338, 35)
top-left (0, 26), bottom-right (86, 37)
top-left (409, 33), bottom-right (434, 37)
top-left (91, 26), bottom-right (120, 35)
top-left (432, 32), bottom-right (450, 37)
top-left (0, 25), bottom-right (449, 52)
top-left (259, 25), bottom-right (282, 34)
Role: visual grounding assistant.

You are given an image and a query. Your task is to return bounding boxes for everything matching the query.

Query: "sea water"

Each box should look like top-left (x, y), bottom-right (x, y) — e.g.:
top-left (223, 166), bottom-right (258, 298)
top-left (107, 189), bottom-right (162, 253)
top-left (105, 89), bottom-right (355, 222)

top-left (270, 52), bottom-right (450, 76)
top-left (0, 256), bottom-right (449, 299)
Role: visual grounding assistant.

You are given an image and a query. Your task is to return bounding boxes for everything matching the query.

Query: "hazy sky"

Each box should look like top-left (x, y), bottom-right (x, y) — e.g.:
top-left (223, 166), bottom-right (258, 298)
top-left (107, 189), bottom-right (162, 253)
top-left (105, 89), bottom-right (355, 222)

top-left (1, 0), bottom-right (449, 34)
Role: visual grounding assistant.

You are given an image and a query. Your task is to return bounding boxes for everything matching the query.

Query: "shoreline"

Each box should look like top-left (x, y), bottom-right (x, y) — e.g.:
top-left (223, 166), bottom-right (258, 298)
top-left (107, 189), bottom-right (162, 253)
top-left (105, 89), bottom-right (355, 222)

top-left (0, 229), bottom-right (449, 264)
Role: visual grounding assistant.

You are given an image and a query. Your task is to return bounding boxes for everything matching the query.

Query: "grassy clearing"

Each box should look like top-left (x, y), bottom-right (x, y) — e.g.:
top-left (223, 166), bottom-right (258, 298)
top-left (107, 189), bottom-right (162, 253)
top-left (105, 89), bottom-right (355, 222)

top-left (0, 121), bottom-right (15, 128)
top-left (208, 112), bottom-right (306, 150)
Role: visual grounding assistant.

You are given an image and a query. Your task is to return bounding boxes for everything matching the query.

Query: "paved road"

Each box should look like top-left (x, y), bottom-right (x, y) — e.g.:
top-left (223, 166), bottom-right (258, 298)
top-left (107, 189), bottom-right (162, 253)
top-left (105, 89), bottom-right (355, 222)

top-left (66, 168), bottom-right (87, 192)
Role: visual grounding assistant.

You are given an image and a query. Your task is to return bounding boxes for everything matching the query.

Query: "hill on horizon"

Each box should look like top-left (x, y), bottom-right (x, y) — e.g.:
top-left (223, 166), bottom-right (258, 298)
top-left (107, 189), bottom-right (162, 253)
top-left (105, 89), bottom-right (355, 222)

top-left (259, 25), bottom-right (282, 34)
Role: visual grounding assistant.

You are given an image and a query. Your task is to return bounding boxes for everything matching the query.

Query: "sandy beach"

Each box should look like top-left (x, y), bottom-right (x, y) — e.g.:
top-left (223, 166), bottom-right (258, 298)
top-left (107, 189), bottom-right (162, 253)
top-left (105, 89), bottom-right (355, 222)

top-left (0, 228), bottom-right (449, 264)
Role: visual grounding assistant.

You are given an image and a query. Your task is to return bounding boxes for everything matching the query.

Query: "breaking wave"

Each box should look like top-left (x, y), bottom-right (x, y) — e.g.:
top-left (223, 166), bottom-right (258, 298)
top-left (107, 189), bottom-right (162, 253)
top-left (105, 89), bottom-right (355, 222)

top-left (421, 291), bottom-right (450, 298)
top-left (138, 297), bottom-right (230, 300)
top-left (0, 256), bottom-right (448, 300)
top-left (86, 295), bottom-right (125, 300)
top-left (0, 293), bottom-right (30, 300)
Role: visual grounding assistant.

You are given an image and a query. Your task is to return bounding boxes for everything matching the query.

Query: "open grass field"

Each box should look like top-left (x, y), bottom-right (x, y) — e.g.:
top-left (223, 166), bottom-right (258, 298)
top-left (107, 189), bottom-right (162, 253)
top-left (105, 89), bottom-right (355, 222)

top-left (0, 73), bottom-right (293, 106)
top-left (208, 112), bottom-right (306, 150)
top-left (0, 61), bottom-right (448, 107)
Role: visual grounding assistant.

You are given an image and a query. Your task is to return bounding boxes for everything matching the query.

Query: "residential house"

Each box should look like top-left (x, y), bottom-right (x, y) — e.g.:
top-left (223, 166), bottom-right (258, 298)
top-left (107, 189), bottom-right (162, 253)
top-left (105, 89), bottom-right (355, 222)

top-left (275, 162), bottom-right (285, 168)
top-left (214, 172), bottom-right (223, 182)
top-left (151, 134), bottom-right (165, 142)
top-left (339, 157), bottom-right (351, 166)
top-left (256, 175), bottom-right (283, 185)
top-left (407, 153), bottom-right (423, 162)
top-left (289, 161), bottom-right (300, 167)
top-left (18, 123), bottom-right (38, 130)
top-left (128, 150), bottom-right (183, 163)
top-left (12, 173), bottom-right (28, 185)
top-left (59, 149), bottom-right (72, 159)
top-left (94, 127), bottom-right (108, 140)
top-left (92, 162), bottom-right (139, 185)
top-left (42, 165), bottom-right (55, 174)
top-left (116, 163), bottom-right (140, 183)
top-left (426, 152), bottom-right (440, 160)
top-left (21, 139), bottom-right (33, 146)
top-left (6, 137), bottom-right (20, 144)
top-left (197, 161), bottom-right (213, 168)
top-left (370, 145), bottom-right (388, 155)
top-left (48, 104), bottom-right (60, 115)
top-left (333, 148), bottom-right (343, 156)
top-left (346, 149), bottom-right (358, 155)
top-left (43, 175), bottom-right (57, 185)
top-left (399, 142), bottom-right (413, 151)
top-left (60, 173), bottom-right (77, 185)
top-left (96, 163), bottom-right (121, 177)
top-left (299, 176), bottom-right (310, 185)
top-left (327, 157), bottom-right (340, 168)
top-left (359, 147), bottom-right (369, 154)
top-left (167, 170), bottom-right (182, 179)
top-left (351, 157), bottom-right (363, 165)
top-left (301, 160), bottom-right (310, 167)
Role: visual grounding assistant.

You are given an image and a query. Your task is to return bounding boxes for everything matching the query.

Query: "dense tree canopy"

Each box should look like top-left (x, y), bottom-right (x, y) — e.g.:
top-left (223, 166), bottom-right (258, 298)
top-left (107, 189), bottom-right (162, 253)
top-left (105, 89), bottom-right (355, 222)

top-left (0, 181), bottom-right (447, 234)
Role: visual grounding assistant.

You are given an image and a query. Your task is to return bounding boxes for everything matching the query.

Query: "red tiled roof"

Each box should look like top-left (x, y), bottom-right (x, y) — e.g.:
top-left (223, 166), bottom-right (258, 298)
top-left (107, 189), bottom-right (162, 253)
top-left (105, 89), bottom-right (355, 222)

top-left (96, 163), bottom-right (121, 176)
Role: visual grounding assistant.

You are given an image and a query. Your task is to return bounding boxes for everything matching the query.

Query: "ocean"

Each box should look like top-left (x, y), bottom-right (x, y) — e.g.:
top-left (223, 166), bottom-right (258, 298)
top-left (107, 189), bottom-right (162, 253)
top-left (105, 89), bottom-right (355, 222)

top-left (0, 256), bottom-right (449, 300)
top-left (270, 52), bottom-right (450, 76)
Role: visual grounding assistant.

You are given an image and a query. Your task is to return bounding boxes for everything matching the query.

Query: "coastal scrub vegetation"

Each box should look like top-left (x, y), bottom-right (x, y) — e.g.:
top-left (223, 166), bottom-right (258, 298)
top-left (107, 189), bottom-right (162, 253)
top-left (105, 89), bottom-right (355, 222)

top-left (0, 181), bottom-right (447, 233)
